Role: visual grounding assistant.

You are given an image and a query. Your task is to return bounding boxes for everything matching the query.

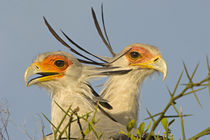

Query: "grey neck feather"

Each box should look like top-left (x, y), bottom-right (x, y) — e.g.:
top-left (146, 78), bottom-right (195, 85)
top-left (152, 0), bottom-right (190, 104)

top-left (101, 69), bottom-right (154, 126)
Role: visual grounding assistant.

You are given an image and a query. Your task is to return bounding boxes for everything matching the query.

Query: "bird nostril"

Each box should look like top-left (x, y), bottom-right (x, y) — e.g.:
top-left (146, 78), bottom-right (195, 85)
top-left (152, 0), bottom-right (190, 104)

top-left (35, 65), bottom-right (39, 69)
top-left (154, 57), bottom-right (159, 62)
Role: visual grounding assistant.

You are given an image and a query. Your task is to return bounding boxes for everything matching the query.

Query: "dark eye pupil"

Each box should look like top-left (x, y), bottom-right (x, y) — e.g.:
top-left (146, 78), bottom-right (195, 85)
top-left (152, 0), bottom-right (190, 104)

top-left (54, 60), bottom-right (65, 67)
top-left (130, 51), bottom-right (140, 58)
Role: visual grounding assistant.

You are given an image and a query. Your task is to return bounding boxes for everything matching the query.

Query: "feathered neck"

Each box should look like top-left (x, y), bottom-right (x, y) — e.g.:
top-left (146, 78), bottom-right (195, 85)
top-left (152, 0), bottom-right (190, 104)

top-left (101, 69), bottom-right (154, 126)
top-left (39, 66), bottom-right (96, 133)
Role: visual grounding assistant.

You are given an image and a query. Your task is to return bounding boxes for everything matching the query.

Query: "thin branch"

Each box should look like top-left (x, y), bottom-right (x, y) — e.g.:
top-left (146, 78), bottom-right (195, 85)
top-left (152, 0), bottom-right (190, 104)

top-left (183, 87), bottom-right (206, 96)
top-left (189, 127), bottom-right (210, 140)
top-left (180, 106), bottom-right (186, 140)
top-left (172, 70), bottom-right (184, 96)
top-left (146, 108), bottom-right (155, 122)
top-left (146, 64), bottom-right (209, 140)
top-left (76, 114), bottom-right (85, 138)
top-left (206, 56), bottom-right (210, 95)
top-left (144, 112), bottom-right (162, 120)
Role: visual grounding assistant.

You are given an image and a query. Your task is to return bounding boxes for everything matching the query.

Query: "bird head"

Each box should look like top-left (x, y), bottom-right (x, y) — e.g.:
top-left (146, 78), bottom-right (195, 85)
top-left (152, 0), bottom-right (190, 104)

top-left (24, 51), bottom-right (83, 90)
top-left (113, 43), bottom-right (167, 81)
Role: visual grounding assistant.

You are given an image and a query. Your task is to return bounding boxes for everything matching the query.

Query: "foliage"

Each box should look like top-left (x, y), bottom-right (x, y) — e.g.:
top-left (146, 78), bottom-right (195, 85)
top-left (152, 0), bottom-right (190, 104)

top-left (120, 58), bottom-right (210, 140)
top-left (42, 101), bottom-right (102, 140)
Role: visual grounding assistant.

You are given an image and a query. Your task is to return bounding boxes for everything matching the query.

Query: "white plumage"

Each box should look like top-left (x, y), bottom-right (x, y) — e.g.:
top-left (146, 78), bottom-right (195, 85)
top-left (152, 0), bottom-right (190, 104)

top-left (24, 51), bottom-right (131, 139)
top-left (100, 43), bottom-right (167, 126)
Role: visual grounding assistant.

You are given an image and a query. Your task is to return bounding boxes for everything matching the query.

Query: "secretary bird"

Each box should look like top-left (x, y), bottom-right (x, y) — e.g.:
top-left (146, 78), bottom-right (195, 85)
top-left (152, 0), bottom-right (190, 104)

top-left (42, 7), bottom-right (167, 127)
top-left (24, 51), bottom-right (133, 139)
top-left (91, 8), bottom-right (168, 126)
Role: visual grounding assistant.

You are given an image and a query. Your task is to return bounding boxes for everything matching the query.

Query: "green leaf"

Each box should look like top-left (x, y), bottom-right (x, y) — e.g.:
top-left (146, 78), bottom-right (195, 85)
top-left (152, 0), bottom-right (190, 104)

top-left (126, 119), bottom-right (135, 132)
top-left (144, 121), bottom-right (151, 133)
top-left (137, 122), bottom-right (145, 138)
top-left (83, 124), bottom-right (91, 135)
top-left (139, 122), bottom-right (145, 135)
top-left (130, 134), bottom-right (136, 140)
top-left (161, 118), bottom-right (169, 132)
top-left (120, 130), bottom-right (127, 135)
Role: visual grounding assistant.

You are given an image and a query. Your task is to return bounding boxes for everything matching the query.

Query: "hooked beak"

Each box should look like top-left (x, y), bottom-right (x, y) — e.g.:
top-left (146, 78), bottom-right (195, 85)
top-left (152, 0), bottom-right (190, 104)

top-left (131, 56), bottom-right (167, 81)
top-left (24, 63), bottom-right (62, 87)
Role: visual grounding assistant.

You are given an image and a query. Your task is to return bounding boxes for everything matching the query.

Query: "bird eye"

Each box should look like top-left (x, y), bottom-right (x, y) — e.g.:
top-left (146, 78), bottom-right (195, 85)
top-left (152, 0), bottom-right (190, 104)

top-left (129, 51), bottom-right (141, 60)
top-left (54, 60), bottom-right (65, 67)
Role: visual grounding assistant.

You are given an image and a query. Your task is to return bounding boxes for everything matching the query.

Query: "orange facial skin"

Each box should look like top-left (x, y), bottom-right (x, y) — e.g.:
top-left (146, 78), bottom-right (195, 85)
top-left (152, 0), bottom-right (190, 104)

top-left (123, 45), bottom-right (167, 80)
top-left (33, 55), bottom-right (72, 80)
top-left (24, 54), bottom-right (73, 86)
top-left (125, 46), bottom-right (155, 65)
top-left (37, 55), bottom-right (73, 73)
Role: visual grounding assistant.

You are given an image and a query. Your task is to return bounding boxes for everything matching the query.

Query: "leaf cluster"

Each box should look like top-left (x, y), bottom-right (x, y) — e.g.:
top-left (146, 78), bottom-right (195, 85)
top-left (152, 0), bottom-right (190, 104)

top-left (42, 101), bottom-right (102, 140)
top-left (120, 57), bottom-right (210, 140)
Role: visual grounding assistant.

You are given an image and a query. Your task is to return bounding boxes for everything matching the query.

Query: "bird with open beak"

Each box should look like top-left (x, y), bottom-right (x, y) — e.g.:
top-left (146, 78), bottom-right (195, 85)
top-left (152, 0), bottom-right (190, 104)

top-left (24, 51), bottom-right (133, 139)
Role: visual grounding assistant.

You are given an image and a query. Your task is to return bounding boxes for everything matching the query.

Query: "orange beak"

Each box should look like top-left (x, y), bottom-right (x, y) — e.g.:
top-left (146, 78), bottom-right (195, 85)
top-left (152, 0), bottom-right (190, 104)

top-left (24, 62), bottom-right (64, 87)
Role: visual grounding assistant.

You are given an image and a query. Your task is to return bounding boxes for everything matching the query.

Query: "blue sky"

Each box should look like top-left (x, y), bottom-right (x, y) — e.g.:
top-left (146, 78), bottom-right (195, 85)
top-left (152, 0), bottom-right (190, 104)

top-left (0, 0), bottom-right (210, 139)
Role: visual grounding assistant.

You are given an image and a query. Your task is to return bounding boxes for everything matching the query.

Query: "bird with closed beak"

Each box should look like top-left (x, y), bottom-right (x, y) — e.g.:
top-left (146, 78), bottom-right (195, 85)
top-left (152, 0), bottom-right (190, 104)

top-left (100, 43), bottom-right (167, 126)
